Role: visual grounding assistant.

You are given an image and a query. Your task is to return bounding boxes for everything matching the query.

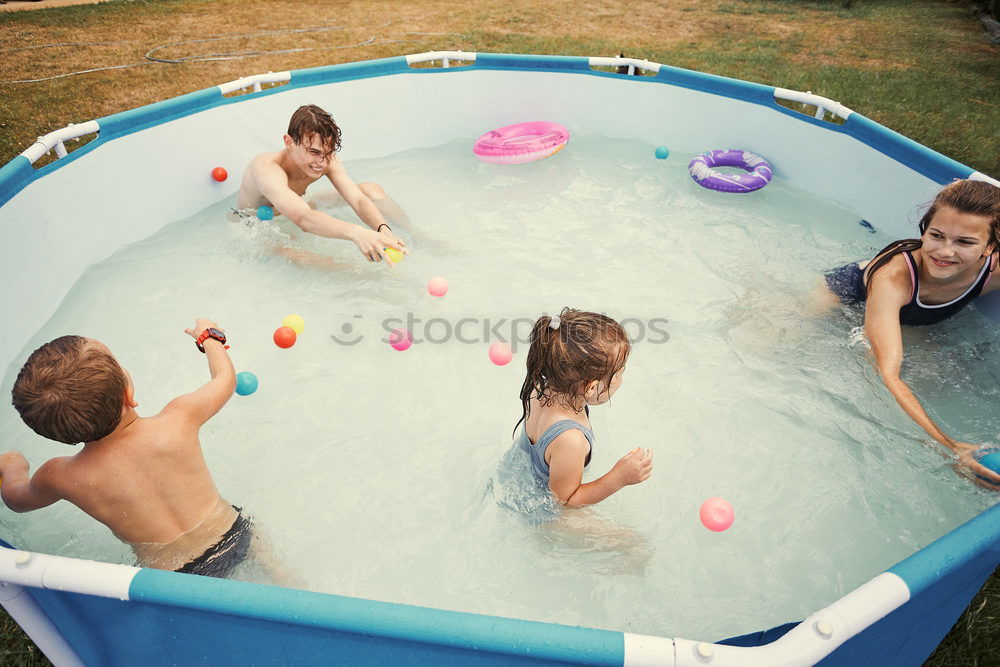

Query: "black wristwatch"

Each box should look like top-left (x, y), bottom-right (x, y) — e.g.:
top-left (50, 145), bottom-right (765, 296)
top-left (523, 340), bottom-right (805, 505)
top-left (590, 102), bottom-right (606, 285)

top-left (195, 327), bottom-right (228, 353)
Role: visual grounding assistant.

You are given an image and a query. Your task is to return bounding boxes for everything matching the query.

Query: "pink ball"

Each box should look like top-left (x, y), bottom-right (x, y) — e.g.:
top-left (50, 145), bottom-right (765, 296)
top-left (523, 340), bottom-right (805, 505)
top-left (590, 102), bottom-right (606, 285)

top-left (427, 276), bottom-right (448, 297)
top-left (699, 497), bottom-right (734, 532)
top-left (488, 342), bottom-right (512, 366)
top-left (389, 328), bottom-right (412, 351)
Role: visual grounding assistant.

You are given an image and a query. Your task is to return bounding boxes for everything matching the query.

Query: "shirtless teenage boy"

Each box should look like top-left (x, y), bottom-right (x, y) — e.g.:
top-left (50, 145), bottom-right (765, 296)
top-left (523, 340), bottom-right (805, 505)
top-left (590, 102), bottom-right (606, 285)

top-left (237, 104), bottom-right (408, 266)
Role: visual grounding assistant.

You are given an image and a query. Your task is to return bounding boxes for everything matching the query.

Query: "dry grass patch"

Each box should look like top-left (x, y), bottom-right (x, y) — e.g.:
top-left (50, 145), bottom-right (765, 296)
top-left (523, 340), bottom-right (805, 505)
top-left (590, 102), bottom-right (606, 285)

top-left (0, 0), bottom-right (997, 172)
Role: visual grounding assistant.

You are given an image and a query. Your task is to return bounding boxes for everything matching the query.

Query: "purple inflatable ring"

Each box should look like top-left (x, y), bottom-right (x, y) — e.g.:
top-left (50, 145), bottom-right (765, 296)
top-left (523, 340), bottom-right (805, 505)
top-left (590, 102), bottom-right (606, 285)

top-left (688, 149), bottom-right (773, 193)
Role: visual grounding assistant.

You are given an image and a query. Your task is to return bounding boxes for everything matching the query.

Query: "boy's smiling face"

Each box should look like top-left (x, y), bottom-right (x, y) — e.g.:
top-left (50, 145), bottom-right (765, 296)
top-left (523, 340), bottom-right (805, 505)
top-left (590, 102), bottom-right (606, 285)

top-left (284, 132), bottom-right (334, 178)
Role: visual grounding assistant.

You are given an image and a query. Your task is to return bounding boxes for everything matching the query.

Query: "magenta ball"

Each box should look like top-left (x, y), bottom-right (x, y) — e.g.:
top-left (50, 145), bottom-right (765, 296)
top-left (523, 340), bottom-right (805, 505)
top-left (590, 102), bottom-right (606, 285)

top-left (699, 497), bottom-right (734, 532)
top-left (488, 342), bottom-right (513, 366)
top-left (389, 328), bottom-right (412, 351)
top-left (427, 276), bottom-right (448, 297)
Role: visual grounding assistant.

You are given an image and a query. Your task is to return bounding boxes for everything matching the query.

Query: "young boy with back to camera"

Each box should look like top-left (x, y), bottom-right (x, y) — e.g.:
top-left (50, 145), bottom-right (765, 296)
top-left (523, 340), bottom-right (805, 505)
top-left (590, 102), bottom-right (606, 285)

top-left (0, 319), bottom-right (260, 578)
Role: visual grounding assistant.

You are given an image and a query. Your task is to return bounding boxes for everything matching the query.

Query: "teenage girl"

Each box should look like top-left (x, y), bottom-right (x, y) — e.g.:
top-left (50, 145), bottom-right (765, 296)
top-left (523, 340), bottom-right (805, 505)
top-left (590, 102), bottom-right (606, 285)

top-left (824, 179), bottom-right (1000, 486)
top-left (513, 308), bottom-right (653, 506)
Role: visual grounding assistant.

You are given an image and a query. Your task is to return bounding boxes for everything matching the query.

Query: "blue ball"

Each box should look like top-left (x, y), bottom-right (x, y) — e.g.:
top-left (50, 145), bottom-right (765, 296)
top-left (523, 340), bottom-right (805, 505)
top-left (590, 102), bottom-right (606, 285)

top-left (256, 205), bottom-right (274, 221)
top-left (235, 371), bottom-right (259, 396)
top-left (974, 450), bottom-right (1000, 484)
top-left (654, 146), bottom-right (670, 160)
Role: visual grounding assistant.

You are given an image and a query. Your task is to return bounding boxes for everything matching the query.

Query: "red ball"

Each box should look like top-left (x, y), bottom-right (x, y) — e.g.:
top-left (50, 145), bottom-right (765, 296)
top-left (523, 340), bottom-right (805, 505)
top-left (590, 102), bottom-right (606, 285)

top-left (273, 326), bottom-right (297, 349)
top-left (211, 167), bottom-right (228, 182)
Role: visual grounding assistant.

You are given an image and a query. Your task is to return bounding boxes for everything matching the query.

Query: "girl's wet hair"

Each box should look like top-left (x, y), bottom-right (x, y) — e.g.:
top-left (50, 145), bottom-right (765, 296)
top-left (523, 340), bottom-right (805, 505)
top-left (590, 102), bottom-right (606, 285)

top-left (864, 179), bottom-right (1000, 291)
top-left (514, 308), bottom-right (630, 434)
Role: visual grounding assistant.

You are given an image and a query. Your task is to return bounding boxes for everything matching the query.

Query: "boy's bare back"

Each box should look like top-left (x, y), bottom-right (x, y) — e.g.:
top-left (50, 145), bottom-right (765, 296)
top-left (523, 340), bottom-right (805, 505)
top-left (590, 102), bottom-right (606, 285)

top-left (46, 406), bottom-right (224, 539)
top-left (1, 321), bottom-right (240, 572)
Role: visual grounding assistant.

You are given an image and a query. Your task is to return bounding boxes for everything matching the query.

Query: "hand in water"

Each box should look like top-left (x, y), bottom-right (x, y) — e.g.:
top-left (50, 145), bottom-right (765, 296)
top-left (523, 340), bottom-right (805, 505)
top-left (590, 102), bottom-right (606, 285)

top-left (954, 442), bottom-right (1000, 487)
top-left (613, 448), bottom-right (653, 486)
top-left (352, 228), bottom-right (408, 266)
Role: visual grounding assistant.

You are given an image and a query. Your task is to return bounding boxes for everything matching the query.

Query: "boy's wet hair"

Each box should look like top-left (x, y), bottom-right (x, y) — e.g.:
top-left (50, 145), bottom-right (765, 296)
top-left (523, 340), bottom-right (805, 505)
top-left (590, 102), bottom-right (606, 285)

top-left (864, 179), bottom-right (1000, 291)
top-left (287, 104), bottom-right (342, 154)
top-left (12, 336), bottom-right (128, 445)
top-left (515, 308), bottom-right (631, 433)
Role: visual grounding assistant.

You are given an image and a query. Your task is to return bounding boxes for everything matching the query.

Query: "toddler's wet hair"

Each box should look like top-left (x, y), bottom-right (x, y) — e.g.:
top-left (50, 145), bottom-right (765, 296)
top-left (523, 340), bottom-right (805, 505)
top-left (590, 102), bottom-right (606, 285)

top-left (515, 307), bottom-right (630, 432)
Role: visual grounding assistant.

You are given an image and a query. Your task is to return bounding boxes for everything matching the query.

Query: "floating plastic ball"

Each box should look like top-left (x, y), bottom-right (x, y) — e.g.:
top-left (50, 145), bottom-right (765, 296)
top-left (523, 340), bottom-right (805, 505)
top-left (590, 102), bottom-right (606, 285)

top-left (273, 326), bottom-right (297, 349)
top-left (211, 167), bottom-right (228, 182)
top-left (427, 276), bottom-right (448, 297)
top-left (235, 371), bottom-right (259, 396)
top-left (654, 146), bottom-right (670, 160)
top-left (974, 449), bottom-right (1000, 485)
top-left (699, 497), bottom-right (734, 532)
top-left (257, 205), bottom-right (274, 221)
top-left (389, 328), bottom-right (412, 351)
top-left (383, 247), bottom-right (404, 264)
top-left (488, 342), bottom-right (513, 366)
top-left (282, 314), bottom-right (305, 334)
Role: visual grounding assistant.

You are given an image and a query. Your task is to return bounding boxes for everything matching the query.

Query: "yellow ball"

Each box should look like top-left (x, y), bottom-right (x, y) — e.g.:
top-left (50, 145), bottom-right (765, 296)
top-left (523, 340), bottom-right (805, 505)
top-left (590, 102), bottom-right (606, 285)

top-left (282, 314), bottom-right (305, 334)
top-left (383, 247), bottom-right (404, 264)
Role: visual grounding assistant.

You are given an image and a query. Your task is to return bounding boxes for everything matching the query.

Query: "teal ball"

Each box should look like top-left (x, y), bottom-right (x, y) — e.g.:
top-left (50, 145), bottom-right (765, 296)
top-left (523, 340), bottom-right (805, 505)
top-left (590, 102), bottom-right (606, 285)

top-left (974, 449), bottom-right (1000, 485)
top-left (654, 146), bottom-right (670, 160)
top-left (235, 371), bottom-right (259, 396)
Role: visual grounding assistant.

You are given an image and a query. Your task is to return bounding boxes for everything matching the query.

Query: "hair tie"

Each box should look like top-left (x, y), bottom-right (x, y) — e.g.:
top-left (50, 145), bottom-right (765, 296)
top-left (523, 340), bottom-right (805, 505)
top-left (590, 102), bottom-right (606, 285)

top-left (549, 315), bottom-right (561, 330)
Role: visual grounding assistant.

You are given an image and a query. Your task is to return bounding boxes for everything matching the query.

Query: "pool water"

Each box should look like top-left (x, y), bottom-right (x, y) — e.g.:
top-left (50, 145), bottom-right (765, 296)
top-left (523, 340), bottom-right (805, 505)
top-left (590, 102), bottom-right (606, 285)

top-left (1, 134), bottom-right (997, 640)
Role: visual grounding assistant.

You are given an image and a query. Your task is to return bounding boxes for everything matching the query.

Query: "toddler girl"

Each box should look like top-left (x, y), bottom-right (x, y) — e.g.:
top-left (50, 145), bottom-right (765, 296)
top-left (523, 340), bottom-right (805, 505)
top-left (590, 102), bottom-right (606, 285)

top-left (511, 307), bottom-right (653, 507)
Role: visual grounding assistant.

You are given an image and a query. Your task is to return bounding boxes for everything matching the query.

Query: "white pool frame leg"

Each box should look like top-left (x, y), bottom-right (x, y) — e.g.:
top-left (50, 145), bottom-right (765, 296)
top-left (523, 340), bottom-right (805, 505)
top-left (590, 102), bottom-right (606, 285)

top-left (0, 581), bottom-right (84, 667)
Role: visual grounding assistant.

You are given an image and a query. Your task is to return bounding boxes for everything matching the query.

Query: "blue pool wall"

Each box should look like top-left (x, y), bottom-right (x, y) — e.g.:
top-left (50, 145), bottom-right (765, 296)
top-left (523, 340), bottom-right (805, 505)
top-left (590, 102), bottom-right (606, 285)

top-left (1, 52), bottom-right (998, 665)
top-left (816, 499), bottom-right (1000, 666)
top-left (2, 502), bottom-right (997, 665)
top-left (25, 571), bottom-right (627, 666)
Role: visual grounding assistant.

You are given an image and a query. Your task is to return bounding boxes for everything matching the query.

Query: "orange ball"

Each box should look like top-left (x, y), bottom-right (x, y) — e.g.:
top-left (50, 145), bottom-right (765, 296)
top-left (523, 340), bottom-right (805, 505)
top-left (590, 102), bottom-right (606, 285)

top-left (273, 326), bottom-right (297, 349)
top-left (211, 167), bottom-right (228, 182)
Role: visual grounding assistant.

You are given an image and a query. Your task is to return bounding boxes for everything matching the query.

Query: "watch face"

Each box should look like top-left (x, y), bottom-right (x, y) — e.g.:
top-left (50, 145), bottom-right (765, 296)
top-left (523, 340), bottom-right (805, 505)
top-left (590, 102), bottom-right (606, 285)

top-left (206, 328), bottom-right (225, 339)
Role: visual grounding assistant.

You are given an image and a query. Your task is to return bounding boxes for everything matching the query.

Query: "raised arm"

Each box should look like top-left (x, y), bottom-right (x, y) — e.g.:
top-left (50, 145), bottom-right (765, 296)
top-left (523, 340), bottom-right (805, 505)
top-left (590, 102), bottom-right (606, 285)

top-left (0, 452), bottom-right (63, 513)
top-left (865, 265), bottom-right (1000, 484)
top-left (163, 319), bottom-right (237, 427)
top-left (547, 430), bottom-right (652, 507)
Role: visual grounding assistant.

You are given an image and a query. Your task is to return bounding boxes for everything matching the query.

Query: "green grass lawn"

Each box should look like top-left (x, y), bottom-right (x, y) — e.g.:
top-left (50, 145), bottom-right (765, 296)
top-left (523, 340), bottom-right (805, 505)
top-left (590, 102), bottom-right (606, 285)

top-left (0, 609), bottom-right (49, 667)
top-left (0, 0), bottom-right (998, 175)
top-left (0, 0), bottom-right (998, 664)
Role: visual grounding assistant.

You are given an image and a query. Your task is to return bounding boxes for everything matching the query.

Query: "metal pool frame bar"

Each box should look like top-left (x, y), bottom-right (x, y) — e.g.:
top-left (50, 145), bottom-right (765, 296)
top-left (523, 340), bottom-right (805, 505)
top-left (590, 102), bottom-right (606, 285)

top-left (0, 52), bottom-right (998, 666)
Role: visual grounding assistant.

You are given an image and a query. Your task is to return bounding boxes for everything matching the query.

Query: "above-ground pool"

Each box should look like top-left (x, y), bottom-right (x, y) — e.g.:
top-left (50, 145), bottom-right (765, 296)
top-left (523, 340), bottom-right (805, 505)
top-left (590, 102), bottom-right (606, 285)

top-left (1, 52), bottom-right (999, 666)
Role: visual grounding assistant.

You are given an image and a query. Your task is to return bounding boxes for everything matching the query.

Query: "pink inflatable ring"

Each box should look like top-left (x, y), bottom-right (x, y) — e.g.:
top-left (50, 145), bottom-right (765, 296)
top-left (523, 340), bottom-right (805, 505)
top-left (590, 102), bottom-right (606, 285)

top-left (473, 121), bottom-right (570, 165)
